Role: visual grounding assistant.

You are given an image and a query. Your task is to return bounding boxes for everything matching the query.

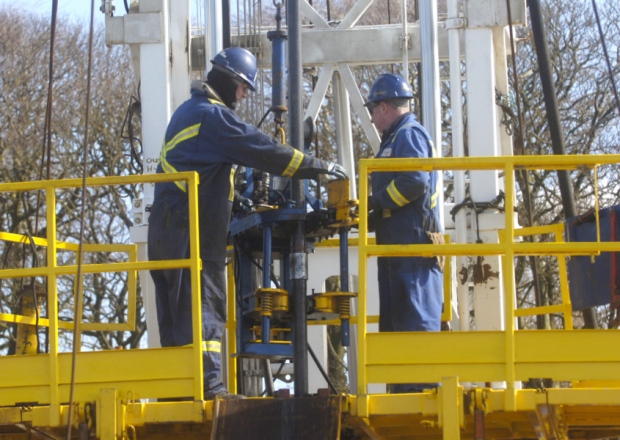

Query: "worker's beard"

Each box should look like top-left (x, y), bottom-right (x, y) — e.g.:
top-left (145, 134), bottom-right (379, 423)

top-left (207, 68), bottom-right (240, 110)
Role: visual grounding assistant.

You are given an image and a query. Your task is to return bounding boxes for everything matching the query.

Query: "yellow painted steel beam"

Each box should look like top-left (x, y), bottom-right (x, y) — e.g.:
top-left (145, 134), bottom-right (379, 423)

top-left (307, 315), bottom-right (380, 326)
top-left (0, 171), bottom-right (199, 192)
top-left (351, 394), bottom-right (370, 418)
top-left (0, 313), bottom-right (133, 331)
top-left (345, 389), bottom-right (620, 439)
top-left (563, 405), bottom-right (620, 426)
top-left (0, 347), bottom-right (199, 407)
top-left (0, 231), bottom-right (136, 253)
top-left (0, 258), bottom-right (195, 279)
top-left (0, 406), bottom-right (54, 427)
top-left (485, 387), bottom-right (620, 410)
top-left (4, 390), bottom-right (620, 439)
top-left (315, 237), bottom-right (377, 247)
top-left (441, 235), bottom-right (453, 323)
top-left (513, 223), bottom-right (563, 237)
top-left (514, 304), bottom-right (569, 317)
top-left (45, 188), bottom-right (60, 421)
top-left (226, 263), bottom-right (238, 394)
top-left (366, 393), bottom-right (439, 416)
top-left (126, 244), bottom-right (138, 332)
top-left (573, 380), bottom-right (620, 388)
top-left (439, 377), bottom-right (462, 439)
top-left (364, 330), bottom-right (620, 385)
top-left (502, 165), bottom-right (518, 413)
top-left (360, 154), bottom-right (620, 172)
top-left (124, 400), bottom-right (211, 426)
top-left (362, 241), bottom-right (620, 259)
top-left (357, 161), bottom-right (371, 400)
top-left (366, 332), bottom-right (505, 365)
top-left (98, 388), bottom-right (118, 440)
top-left (185, 169), bottom-right (204, 401)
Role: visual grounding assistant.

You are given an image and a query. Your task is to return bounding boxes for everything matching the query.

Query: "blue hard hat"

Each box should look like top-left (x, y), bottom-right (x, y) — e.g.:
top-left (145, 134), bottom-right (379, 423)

top-left (364, 73), bottom-right (413, 106)
top-left (211, 47), bottom-right (258, 91)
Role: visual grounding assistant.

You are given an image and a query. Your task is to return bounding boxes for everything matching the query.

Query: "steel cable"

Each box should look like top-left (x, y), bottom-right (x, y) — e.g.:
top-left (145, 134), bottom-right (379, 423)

top-left (66, 0), bottom-right (97, 437)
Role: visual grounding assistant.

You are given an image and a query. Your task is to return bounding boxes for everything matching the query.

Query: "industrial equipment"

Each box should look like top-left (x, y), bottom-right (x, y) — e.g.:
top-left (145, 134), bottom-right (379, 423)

top-left (1, 0), bottom-right (620, 438)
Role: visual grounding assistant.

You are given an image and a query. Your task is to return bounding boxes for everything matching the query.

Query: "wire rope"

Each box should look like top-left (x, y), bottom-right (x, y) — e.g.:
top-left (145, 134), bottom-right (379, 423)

top-left (66, 0), bottom-right (97, 437)
top-left (27, 0), bottom-right (61, 358)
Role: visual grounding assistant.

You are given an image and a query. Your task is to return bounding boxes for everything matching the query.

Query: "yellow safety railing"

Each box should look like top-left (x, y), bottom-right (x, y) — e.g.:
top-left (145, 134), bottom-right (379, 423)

top-left (3, 156), bottom-right (619, 418)
top-left (0, 172), bottom-right (205, 408)
top-left (511, 223), bottom-right (573, 329)
top-left (356, 154), bottom-right (620, 412)
top-left (0, 231), bottom-right (138, 332)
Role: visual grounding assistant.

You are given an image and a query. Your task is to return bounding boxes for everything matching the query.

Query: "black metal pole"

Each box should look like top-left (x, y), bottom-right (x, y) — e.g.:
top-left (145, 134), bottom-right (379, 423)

top-left (222, 0), bottom-right (231, 48)
top-left (528, 0), bottom-right (598, 329)
top-left (287, 0), bottom-right (309, 396)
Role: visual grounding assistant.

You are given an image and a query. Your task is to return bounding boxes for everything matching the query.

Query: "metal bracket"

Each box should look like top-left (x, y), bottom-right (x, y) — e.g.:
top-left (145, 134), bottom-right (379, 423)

top-left (399, 33), bottom-right (412, 50)
top-left (100, 0), bottom-right (115, 17)
top-left (443, 18), bottom-right (467, 29)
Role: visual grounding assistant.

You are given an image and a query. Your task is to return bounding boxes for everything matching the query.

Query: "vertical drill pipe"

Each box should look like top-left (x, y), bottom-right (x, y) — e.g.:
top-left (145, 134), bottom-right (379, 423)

top-left (288, 0), bottom-right (309, 396)
top-left (339, 227), bottom-right (350, 346)
top-left (262, 224), bottom-right (273, 343)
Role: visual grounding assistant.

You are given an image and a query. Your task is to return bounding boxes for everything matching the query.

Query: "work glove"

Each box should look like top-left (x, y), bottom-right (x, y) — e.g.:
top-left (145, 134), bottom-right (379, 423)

top-left (324, 162), bottom-right (349, 180)
top-left (232, 195), bottom-right (254, 215)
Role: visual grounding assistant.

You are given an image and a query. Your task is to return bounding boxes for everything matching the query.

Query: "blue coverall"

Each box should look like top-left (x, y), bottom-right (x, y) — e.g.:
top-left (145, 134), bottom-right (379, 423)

top-left (148, 82), bottom-right (333, 398)
top-left (370, 113), bottom-right (443, 392)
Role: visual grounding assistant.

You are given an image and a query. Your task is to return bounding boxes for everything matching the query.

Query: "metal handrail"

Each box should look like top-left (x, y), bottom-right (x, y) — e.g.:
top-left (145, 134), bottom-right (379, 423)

top-left (356, 154), bottom-right (620, 406)
top-left (0, 172), bottom-right (205, 404)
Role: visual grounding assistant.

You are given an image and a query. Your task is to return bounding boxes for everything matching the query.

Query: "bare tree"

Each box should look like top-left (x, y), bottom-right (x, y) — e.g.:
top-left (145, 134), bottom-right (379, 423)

top-left (511, 0), bottom-right (620, 329)
top-left (0, 7), bottom-right (145, 353)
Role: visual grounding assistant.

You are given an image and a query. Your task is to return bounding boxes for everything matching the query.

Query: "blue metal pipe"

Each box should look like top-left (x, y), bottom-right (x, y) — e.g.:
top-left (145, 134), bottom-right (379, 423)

top-left (262, 224), bottom-right (273, 343)
top-left (339, 227), bottom-right (350, 346)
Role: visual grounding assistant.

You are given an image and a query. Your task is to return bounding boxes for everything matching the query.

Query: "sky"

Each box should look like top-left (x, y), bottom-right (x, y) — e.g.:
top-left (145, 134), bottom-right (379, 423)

top-left (0, 0), bottom-right (112, 25)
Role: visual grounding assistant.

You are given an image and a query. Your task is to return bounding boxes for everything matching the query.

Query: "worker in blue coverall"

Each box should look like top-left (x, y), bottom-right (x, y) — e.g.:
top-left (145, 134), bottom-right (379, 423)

top-left (147, 47), bottom-right (348, 400)
top-left (365, 73), bottom-right (443, 393)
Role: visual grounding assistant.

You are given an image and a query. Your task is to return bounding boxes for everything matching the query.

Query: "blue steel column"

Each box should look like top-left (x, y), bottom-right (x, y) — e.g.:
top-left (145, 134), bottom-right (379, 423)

top-left (287, 0), bottom-right (309, 396)
top-left (339, 227), bottom-right (350, 346)
top-left (261, 225), bottom-right (273, 343)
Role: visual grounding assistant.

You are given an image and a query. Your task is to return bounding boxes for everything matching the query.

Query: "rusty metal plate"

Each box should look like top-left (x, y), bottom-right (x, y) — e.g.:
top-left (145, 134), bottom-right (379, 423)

top-left (211, 395), bottom-right (342, 440)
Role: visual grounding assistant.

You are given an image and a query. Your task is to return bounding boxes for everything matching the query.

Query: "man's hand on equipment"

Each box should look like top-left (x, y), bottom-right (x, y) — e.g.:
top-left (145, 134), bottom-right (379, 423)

top-left (325, 162), bottom-right (349, 180)
top-left (233, 195), bottom-right (254, 215)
